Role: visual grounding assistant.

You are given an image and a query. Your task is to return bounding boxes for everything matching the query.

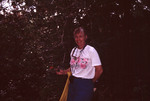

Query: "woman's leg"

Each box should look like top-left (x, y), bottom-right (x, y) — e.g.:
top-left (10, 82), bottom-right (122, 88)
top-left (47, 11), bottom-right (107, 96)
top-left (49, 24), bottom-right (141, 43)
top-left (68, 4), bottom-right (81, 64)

top-left (73, 78), bottom-right (94, 101)
top-left (67, 82), bottom-right (75, 101)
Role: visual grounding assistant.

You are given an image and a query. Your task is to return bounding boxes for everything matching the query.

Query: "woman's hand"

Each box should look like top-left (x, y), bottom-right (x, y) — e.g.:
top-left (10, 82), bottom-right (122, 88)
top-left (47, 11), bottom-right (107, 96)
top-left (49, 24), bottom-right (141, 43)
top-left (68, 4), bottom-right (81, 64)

top-left (56, 69), bottom-right (67, 75)
top-left (56, 68), bottom-right (71, 75)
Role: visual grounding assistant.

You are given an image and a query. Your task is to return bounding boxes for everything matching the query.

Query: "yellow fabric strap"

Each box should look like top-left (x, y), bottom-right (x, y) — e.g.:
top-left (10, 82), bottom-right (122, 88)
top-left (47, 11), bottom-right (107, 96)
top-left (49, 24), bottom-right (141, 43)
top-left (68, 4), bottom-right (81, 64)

top-left (59, 72), bottom-right (71, 101)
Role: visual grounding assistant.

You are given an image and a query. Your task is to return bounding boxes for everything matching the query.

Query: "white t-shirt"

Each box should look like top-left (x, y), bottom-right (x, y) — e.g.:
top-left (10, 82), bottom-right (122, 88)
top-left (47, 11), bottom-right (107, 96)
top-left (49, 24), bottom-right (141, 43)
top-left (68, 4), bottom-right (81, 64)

top-left (70, 45), bottom-right (102, 79)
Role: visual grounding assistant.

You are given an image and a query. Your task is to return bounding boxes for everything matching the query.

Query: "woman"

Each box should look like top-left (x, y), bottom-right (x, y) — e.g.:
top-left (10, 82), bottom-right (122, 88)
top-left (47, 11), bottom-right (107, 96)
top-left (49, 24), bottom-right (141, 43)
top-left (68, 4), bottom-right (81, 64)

top-left (57, 27), bottom-right (103, 101)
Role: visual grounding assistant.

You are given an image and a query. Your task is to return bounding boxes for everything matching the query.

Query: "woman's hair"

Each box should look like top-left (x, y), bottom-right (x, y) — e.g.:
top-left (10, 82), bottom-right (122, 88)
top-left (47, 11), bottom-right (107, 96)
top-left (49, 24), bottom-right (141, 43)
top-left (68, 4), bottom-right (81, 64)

top-left (73, 27), bottom-right (86, 36)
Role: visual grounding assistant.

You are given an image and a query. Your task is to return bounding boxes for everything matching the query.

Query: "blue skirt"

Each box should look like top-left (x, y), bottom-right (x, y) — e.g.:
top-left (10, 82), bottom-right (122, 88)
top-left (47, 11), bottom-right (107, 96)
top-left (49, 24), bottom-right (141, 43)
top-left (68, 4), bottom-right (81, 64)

top-left (67, 77), bottom-right (94, 101)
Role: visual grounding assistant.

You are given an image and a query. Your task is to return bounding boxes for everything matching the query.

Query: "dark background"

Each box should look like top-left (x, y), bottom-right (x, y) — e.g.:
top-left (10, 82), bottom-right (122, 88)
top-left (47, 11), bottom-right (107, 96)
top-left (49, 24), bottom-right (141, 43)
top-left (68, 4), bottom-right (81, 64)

top-left (0, 0), bottom-right (150, 101)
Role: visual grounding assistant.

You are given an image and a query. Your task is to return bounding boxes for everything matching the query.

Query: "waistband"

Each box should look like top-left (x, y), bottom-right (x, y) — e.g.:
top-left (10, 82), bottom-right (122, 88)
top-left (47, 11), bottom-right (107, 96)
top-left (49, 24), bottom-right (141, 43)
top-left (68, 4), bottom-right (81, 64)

top-left (71, 76), bottom-right (92, 80)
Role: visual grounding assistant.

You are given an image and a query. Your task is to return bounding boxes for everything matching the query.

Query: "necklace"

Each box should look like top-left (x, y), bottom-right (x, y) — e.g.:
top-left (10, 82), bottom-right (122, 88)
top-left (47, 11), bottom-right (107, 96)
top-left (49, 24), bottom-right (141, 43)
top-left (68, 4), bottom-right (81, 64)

top-left (71, 44), bottom-right (86, 60)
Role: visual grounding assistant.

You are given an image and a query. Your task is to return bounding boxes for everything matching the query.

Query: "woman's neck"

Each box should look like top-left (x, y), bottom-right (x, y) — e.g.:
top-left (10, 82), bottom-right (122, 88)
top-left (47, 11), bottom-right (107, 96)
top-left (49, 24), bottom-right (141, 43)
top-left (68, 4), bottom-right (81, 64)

top-left (78, 44), bottom-right (86, 49)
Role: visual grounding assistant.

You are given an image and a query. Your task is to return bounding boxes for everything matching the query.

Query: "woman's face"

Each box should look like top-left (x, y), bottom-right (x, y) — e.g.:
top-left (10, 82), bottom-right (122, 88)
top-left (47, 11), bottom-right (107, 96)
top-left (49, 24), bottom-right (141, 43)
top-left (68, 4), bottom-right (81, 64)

top-left (74, 32), bottom-right (87, 49)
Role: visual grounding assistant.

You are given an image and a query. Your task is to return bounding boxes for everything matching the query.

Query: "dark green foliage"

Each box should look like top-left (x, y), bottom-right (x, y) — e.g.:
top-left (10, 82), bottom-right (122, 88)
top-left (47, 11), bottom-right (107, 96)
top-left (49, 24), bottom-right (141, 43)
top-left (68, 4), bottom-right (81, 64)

top-left (0, 0), bottom-right (150, 101)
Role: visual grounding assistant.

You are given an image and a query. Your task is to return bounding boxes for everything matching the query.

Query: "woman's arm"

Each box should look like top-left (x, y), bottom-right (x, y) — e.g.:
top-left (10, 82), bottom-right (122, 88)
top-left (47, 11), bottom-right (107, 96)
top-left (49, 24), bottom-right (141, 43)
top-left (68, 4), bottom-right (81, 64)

top-left (56, 68), bottom-right (71, 75)
top-left (93, 65), bottom-right (103, 82)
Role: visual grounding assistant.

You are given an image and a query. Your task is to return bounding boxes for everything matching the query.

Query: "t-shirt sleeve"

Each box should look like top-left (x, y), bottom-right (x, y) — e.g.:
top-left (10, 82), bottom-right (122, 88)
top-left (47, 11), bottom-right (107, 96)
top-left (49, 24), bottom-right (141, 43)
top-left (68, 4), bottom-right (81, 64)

top-left (90, 48), bottom-right (102, 66)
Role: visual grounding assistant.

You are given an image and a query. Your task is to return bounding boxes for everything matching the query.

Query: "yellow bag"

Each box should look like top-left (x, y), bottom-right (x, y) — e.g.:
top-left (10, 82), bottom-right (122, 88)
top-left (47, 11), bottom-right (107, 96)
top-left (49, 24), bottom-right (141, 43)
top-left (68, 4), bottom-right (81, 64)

top-left (59, 72), bottom-right (71, 101)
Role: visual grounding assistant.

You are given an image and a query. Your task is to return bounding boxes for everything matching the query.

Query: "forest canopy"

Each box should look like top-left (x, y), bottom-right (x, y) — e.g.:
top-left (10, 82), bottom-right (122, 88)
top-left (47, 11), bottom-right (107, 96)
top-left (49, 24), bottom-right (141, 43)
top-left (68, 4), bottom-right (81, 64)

top-left (0, 0), bottom-right (150, 101)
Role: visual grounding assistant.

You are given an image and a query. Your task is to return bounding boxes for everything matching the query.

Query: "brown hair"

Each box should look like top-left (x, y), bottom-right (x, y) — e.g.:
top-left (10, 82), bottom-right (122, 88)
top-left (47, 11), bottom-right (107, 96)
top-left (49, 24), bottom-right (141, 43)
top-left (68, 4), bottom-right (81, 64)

top-left (73, 27), bottom-right (86, 35)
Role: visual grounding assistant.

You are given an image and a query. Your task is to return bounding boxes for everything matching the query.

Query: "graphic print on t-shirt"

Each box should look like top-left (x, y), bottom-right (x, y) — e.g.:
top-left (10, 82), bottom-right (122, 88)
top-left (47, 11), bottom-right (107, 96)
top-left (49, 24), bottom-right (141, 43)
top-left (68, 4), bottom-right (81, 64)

top-left (70, 57), bottom-right (89, 73)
